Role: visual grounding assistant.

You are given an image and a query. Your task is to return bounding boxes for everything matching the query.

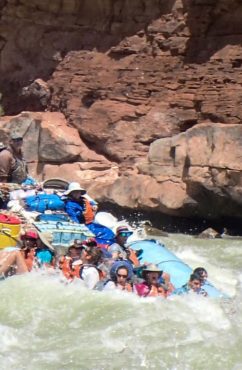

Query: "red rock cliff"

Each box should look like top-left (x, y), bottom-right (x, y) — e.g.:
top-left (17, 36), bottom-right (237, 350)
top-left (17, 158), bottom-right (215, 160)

top-left (0, 0), bottom-right (242, 220)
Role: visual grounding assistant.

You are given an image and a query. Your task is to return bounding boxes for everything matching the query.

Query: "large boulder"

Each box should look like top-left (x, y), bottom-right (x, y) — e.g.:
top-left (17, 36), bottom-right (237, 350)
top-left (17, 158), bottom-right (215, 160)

top-left (0, 111), bottom-right (113, 181)
top-left (134, 123), bottom-right (242, 218)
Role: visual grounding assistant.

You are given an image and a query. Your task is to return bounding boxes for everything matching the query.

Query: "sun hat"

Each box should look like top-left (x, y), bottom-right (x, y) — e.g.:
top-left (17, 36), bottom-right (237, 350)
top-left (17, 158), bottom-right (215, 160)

top-left (116, 226), bottom-right (133, 237)
top-left (38, 231), bottom-right (54, 251)
top-left (21, 230), bottom-right (38, 240)
top-left (10, 132), bottom-right (23, 141)
top-left (142, 263), bottom-right (162, 277)
top-left (64, 182), bottom-right (86, 196)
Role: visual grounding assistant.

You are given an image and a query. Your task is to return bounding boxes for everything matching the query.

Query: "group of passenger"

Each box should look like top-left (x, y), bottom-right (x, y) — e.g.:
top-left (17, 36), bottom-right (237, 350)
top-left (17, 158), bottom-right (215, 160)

top-left (0, 133), bottom-right (209, 297)
top-left (0, 220), bottom-right (209, 298)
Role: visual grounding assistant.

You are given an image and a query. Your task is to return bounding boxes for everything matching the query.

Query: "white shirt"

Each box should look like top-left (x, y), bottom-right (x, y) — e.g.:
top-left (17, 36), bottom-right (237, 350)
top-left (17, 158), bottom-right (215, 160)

top-left (81, 266), bottom-right (99, 289)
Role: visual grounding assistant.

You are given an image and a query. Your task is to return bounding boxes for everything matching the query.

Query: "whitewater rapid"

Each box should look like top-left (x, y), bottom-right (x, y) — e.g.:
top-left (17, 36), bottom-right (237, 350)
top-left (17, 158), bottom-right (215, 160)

top-left (0, 234), bottom-right (241, 370)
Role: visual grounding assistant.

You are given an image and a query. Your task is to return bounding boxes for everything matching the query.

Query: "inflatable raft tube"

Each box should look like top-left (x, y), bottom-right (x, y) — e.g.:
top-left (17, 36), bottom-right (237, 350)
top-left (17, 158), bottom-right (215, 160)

top-left (129, 239), bottom-right (226, 298)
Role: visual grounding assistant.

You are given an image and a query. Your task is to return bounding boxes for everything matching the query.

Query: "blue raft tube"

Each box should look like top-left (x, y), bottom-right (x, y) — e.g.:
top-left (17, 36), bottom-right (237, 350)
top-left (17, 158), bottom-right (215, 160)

top-left (129, 239), bottom-right (227, 298)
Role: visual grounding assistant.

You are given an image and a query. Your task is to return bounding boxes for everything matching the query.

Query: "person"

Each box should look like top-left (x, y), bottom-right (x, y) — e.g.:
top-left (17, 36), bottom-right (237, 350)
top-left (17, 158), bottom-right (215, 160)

top-left (103, 261), bottom-right (133, 292)
top-left (63, 182), bottom-right (96, 224)
top-left (20, 230), bottom-right (39, 271)
top-left (59, 244), bottom-right (83, 280)
top-left (36, 232), bottom-right (55, 267)
top-left (134, 264), bottom-right (167, 298)
top-left (0, 248), bottom-right (28, 277)
top-left (193, 267), bottom-right (208, 285)
top-left (108, 226), bottom-right (140, 267)
top-left (159, 272), bottom-right (175, 295)
top-left (0, 132), bottom-right (28, 184)
top-left (172, 273), bottom-right (207, 296)
top-left (79, 245), bottom-right (103, 289)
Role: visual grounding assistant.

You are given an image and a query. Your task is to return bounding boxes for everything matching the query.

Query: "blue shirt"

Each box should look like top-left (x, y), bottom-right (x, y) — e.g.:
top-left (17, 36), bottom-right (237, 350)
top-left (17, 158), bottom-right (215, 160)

top-left (172, 284), bottom-right (190, 295)
top-left (36, 250), bottom-right (53, 265)
top-left (172, 284), bottom-right (207, 296)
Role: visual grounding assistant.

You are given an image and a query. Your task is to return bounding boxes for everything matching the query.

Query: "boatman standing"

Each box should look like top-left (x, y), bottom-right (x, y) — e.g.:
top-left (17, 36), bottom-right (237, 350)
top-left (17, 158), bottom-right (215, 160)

top-left (0, 132), bottom-right (28, 184)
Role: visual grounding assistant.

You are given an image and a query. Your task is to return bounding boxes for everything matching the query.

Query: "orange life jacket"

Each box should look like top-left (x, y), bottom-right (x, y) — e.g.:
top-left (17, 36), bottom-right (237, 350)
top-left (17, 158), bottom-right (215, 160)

top-left (21, 249), bottom-right (36, 272)
top-left (83, 199), bottom-right (95, 224)
top-left (59, 257), bottom-right (103, 281)
top-left (59, 256), bottom-right (74, 280)
top-left (127, 248), bottom-right (140, 267)
top-left (71, 259), bottom-right (83, 278)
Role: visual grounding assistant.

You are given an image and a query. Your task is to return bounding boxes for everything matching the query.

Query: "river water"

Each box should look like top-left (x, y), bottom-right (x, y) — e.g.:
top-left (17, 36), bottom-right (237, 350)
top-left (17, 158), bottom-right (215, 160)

top-left (0, 234), bottom-right (241, 370)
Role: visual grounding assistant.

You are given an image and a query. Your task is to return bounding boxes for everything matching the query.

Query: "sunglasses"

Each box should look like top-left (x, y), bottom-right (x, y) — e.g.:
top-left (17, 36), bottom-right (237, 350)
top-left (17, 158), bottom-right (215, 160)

top-left (117, 273), bottom-right (128, 278)
top-left (118, 232), bottom-right (130, 237)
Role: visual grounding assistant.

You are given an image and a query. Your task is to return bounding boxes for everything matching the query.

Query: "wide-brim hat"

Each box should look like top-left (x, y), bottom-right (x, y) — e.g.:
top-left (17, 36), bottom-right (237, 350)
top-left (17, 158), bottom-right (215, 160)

top-left (38, 231), bottom-right (54, 251)
top-left (64, 182), bottom-right (86, 196)
top-left (142, 263), bottom-right (162, 277)
top-left (116, 226), bottom-right (133, 237)
top-left (10, 131), bottom-right (23, 141)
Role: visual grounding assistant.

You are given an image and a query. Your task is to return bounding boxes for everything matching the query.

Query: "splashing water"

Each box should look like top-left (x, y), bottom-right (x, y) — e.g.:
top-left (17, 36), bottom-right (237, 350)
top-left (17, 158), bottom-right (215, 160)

top-left (0, 234), bottom-right (242, 370)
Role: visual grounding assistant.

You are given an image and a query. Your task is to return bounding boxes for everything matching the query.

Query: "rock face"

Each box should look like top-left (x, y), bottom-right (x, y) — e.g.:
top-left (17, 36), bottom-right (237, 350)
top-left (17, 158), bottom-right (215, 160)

top-left (0, 0), bottom-right (242, 220)
top-left (0, 112), bottom-right (117, 197)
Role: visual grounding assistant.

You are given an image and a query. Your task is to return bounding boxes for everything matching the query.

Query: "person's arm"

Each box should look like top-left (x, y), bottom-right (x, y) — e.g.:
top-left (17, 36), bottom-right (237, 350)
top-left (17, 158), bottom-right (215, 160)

top-left (65, 201), bottom-right (84, 223)
top-left (0, 250), bottom-right (28, 275)
top-left (0, 150), bottom-right (14, 182)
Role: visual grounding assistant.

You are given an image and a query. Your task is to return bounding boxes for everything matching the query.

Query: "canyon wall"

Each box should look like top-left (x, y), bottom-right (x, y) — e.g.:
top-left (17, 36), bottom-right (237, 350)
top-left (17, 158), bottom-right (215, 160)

top-left (0, 0), bottom-right (242, 220)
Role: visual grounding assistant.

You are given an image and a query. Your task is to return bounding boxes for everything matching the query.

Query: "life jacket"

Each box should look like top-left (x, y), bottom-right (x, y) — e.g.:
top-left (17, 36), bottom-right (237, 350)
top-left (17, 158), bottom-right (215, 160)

top-left (135, 282), bottom-right (166, 298)
top-left (71, 259), bottom-right (83, 278)
top-left (127, 248), bottom-right (140, 267)
top-left (83, 199), bottom-right (95, 224)
top-left (59, 255), bottom-right (73, 280)
top-left (59, 256), bottom-right (82, 280)
top-left (21, 248), bottom-right (36, 272)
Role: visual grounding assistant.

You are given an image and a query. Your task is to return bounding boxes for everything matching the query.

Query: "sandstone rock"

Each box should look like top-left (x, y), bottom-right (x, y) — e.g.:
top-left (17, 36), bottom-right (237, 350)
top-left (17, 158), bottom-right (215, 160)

top-left (0, 0), bottom-right (242, 222)
top-left (137, 122), bottom-right (242, 218)
top-left (38, 112), bottom-right (83, 162)
top-left (0, 111), bottom-right (91, 166)
top-left (21, 78), bottom-right (51, 111)
top-left (42, 162), bottom-right (119, 196)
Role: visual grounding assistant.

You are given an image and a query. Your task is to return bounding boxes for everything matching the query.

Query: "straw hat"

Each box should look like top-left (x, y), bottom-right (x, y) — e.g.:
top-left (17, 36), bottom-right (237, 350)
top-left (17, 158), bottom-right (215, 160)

top-left (142, 263), bottom-right (162, 277)
top-left (64, 182), bottom-right (86, 196)
top-left (38, 231), bottom-right (54, 251)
